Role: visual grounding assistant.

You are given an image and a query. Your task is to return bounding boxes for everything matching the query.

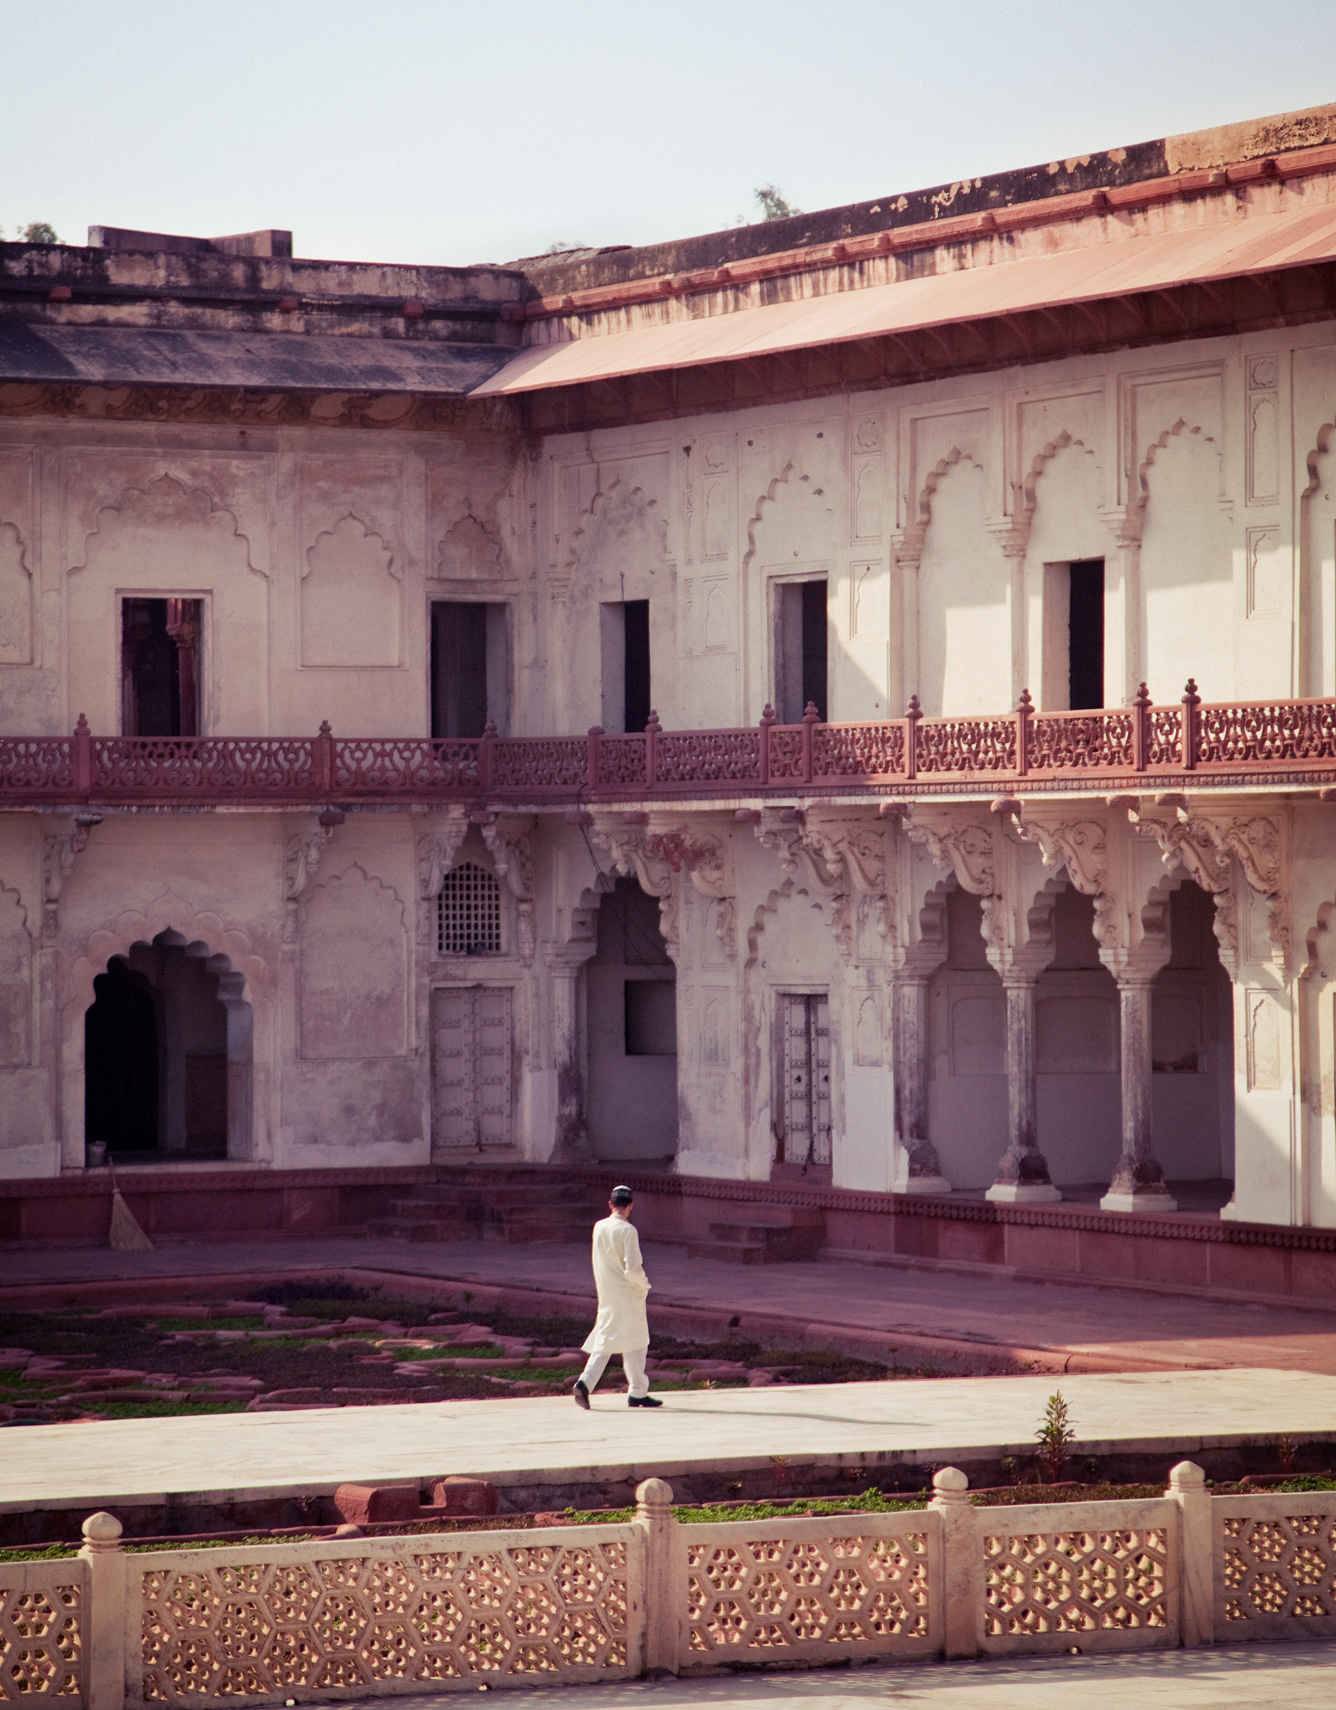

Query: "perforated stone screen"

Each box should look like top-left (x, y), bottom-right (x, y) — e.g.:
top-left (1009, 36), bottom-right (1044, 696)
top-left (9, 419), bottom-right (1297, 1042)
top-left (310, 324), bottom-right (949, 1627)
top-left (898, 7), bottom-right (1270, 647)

top-left (437, 862), bottom-right (501, 957)
top-left (0, 1571), bottom-right (83, 1702)
top-left (134, 1532), bottom-right (639, 1704)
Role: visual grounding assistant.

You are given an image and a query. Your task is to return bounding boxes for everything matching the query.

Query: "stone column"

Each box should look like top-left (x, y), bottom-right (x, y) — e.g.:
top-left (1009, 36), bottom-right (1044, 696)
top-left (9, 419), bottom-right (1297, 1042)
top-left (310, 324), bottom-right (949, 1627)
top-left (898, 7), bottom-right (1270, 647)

top-left (1101, 973), bottom-right (1177, 1212)
top-left (543, 942), bottom-right (595, 1161)
top-left (891, 975), bottom-right (951, 1194)
top-left (986, 972), bottom-right (1060, 1203)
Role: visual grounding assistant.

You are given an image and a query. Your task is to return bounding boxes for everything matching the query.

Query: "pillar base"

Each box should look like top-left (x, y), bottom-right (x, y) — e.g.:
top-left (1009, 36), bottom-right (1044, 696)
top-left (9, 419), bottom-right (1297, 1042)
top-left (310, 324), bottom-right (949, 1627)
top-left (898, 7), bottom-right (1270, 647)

top-left (985, 1181), bottom-right (1062, 1204)
top-left (1099, 1189), bottom-right (1178, 1214)
top-left (892, 1173), bottom-right (954, 1197)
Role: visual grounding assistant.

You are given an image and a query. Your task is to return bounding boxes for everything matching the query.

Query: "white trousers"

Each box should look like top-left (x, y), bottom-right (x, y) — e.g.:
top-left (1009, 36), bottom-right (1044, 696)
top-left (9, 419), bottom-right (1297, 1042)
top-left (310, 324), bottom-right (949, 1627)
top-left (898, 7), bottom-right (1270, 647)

top-left (579, 1346), bottom-right (649, 1399)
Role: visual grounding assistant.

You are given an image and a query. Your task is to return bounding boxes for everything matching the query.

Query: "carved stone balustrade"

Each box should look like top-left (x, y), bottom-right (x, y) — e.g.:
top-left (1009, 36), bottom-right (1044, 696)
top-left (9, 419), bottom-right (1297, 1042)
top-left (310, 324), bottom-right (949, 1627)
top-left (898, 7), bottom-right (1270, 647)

top-left (2, 686), bottom-right (1335, 810)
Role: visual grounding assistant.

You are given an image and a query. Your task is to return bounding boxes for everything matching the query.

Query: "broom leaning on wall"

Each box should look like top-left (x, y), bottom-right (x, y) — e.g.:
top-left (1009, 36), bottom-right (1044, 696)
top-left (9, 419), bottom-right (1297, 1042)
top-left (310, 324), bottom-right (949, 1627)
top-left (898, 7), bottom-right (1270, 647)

top-left (107, 1157), bottom-right (154, 1251)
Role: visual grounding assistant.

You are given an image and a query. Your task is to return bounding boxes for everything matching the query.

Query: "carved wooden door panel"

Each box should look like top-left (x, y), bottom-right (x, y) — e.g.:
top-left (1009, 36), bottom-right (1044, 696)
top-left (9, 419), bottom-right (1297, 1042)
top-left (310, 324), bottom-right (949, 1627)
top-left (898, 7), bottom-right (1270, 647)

top-left (777, 992), bottom-right (831, 1165)
top-left (432, 986), bottom-right (513, 1149)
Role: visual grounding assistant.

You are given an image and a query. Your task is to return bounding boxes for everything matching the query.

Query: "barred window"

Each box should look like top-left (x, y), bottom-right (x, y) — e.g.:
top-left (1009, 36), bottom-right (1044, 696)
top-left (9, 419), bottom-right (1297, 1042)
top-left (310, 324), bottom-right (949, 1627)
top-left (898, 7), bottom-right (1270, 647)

top-left (438, 862), bottom-right (502, 956)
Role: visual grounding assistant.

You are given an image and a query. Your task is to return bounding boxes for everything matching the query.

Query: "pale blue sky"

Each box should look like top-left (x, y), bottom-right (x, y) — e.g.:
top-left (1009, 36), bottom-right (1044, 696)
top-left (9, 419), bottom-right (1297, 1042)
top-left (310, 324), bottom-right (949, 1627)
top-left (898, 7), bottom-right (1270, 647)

top-left (4, 0), bottom-right (1336, 268)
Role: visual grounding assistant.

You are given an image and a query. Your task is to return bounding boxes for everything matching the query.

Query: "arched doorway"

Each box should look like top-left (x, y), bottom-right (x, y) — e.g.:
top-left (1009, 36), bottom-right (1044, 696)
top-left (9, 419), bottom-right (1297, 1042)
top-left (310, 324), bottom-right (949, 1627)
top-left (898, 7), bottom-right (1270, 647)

top-left (1150, 880), bottom-right (1235, 1206)
top-left (85, 930), bottom-right (250, 1160)
top-left (585, 876), bottom-right (678, 1162)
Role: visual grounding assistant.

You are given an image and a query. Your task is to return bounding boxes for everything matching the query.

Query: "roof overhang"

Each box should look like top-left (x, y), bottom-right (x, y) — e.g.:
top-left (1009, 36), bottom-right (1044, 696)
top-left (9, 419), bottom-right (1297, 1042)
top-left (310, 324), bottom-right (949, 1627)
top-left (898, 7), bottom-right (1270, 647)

top-left (0, 322), bottom-right (515, 395)
top-left (472, 201), bottom-right (1336, 402)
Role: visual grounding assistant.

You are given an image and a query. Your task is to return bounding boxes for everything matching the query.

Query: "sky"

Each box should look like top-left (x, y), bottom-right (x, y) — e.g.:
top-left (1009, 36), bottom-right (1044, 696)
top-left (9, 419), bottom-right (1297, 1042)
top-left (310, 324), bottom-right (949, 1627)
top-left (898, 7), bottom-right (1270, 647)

top-left (4, 0), bottom-right (1336, 270)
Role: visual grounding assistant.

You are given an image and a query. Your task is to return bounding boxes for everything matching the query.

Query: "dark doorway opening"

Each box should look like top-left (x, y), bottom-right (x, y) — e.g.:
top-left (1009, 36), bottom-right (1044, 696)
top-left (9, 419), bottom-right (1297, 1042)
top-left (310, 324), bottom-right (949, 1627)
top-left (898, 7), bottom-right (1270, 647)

top-left (623, 600), bottom-right (651, 734)
top-left (431, 602), bottom-right (508, 739)
top-left (777, 580), bottom-right (828, 721)
top-left (85, 933), bottom-right (235, 1160)
top-left (598, 600), bottom-right (652, 733)
top-left (121, 598), bottom-right (201, 736)
top-left (1068, 560), bottom-right (1105, 710)
top-left (587, 875), bottom-right (677, 1161)
top-left (85, 960), bottom-right (158, 1152)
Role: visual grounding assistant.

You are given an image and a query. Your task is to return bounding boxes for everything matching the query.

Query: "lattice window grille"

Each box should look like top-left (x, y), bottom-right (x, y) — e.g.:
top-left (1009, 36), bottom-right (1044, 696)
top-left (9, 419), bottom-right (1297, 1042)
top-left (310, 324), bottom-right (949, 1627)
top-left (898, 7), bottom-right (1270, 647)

top-left (439, 862), bottom-right (502, 956)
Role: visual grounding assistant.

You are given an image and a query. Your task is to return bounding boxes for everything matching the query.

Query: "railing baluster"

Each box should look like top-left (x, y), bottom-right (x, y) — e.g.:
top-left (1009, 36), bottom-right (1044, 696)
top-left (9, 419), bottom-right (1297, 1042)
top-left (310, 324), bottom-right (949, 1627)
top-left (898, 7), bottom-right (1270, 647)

top-left (802, 702), bottom-right (819, 785)
top-left (759, 704), bottom-right (774, 786)
top-left (1134, 683), bottom-right (1151, 773)
top-left (905, 696), bottom-right (921, 781)
top-left (1015, 690), bottom-right (1032, 778)
top-left (587, 726), bottom-right (603, 791)
top-left (645, 709), bottom-right (661, 785)
top-left (315, 721), bottom-right (333, 795)
top-left (72, 715), bottom-right (93, 796)
top-left (1182, 678), bottom-right (1201, 771)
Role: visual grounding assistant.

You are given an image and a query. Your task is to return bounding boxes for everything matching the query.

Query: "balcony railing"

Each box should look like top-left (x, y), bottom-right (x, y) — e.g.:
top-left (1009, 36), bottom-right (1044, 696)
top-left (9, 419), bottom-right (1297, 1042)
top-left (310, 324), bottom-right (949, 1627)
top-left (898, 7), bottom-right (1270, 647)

top-left (3, 684), bottom-right (1335, 808)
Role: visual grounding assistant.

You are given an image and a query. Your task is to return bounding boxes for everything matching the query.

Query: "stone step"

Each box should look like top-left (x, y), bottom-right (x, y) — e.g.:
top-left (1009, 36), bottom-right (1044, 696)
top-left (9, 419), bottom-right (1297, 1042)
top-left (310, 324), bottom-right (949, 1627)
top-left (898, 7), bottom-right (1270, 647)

top-left (683, 1238), bottom-right (771, 1265)
top-left (707, 1220), bottom-right (823, 1256)
top-left (366, 1217), bottom-right (460, 1243)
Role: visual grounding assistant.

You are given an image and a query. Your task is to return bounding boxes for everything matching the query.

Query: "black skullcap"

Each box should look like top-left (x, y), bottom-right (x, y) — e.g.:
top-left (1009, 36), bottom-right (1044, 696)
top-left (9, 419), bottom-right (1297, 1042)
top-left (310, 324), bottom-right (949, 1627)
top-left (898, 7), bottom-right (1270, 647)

top-left (610, 1185), bottom-right (634, 1207)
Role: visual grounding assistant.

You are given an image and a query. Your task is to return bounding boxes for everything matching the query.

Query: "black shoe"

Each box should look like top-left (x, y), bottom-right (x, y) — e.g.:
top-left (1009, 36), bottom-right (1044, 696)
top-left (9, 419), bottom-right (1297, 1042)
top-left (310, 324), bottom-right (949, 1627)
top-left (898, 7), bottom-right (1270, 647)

top-left (628, 1394), bottom-right (662, 1407)
top-left (573, 1380), bottom-right (590, 1410)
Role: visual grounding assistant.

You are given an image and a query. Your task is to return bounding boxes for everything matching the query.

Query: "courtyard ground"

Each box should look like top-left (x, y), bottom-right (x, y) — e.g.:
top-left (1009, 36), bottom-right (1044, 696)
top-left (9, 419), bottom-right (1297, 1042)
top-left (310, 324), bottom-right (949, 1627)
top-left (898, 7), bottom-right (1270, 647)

top-left (280, 1646), bottom-right (1336, 1710)
top-left (6, 1232), bottom-right (1336, 1375)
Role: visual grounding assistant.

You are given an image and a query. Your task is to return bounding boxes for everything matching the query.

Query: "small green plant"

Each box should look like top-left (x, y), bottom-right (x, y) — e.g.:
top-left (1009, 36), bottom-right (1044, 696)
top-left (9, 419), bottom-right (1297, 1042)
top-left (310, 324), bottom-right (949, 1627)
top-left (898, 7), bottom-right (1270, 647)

top-left (998, 1455), bottom-right (1017, 1486)
top-left (1278, 1434), bottom-right (1297, 1473)
top-left (1036, 1390), bottom-right (1076, 1484)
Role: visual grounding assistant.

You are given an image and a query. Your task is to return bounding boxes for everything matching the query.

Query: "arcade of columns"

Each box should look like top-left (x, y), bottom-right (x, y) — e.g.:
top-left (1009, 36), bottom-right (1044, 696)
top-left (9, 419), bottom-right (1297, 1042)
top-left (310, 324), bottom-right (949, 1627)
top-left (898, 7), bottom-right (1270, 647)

top-left (522, 791), bottom-right (1292, 1211)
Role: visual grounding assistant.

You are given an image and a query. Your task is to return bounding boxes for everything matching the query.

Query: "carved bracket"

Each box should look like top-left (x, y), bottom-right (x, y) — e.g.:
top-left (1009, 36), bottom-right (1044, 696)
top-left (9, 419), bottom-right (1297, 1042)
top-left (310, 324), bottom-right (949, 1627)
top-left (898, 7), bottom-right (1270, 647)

top-left (40, 815), bottom-right (95, 942)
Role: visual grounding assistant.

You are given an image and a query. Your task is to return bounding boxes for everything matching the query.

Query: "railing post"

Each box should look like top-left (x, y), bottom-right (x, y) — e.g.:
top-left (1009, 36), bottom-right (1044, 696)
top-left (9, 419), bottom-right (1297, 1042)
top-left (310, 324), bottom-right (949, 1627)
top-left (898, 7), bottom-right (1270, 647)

top-left (905, 695), bottom-right (921, 782)
top-left (72, 714), bottom-right (93, 797)
top-left (929, 1466), bottom-right (979, 1659)
top-left (315, 721), bottom-right (334, 795)
top-left (479, 720), bottom-right (495, 792)
top-left (1015, 689), bottom-right (1032, 779)
top-left (645, 709), bottom-right (661, 786)
top-left (586, 726), bottom-right (603, 791)
top-left (758, 704), bottom-right (774, 786)
top-left (802, 701), bottom-right (819, 785)
top-left (1166, 1460), bottom-right (1213, 1647)
top-left (1133, 682), bottom-right (1151, 773)
top-left (1181, 678), bottom-right (1201, 771)
top-left (634, 1477), bottom-right (679, 1677)
top-left (80, 1511), bottom-right (127, 1710)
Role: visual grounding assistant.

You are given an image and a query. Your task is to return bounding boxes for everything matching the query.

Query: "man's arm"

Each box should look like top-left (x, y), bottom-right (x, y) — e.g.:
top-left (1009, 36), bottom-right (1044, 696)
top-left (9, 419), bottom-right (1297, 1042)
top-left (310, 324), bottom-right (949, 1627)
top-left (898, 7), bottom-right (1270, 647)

top-left (622, 1222), bottom-right (651, 1297)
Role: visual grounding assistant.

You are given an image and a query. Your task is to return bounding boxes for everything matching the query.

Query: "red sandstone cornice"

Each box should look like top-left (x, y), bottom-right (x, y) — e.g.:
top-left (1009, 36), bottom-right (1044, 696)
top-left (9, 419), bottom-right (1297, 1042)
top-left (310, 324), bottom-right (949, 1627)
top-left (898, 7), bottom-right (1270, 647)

top-left (506, 142), bottom-right (1336, 326)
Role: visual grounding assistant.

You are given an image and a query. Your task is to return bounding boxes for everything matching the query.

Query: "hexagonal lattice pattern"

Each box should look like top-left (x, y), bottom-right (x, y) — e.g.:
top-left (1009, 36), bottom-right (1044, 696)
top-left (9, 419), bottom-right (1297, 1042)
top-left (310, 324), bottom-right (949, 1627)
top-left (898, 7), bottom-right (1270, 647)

top-left (683, 1530), bottom-right (930, 1658)
top-left (983, 1527), bottom-right (1169, 1640)
top-left (0, 1577), bottom-right (82, 1701)
top-left (1221, 1512), bottom-right (1336, 1623)
top-left (139, 1540), bottom-right (631, 1702)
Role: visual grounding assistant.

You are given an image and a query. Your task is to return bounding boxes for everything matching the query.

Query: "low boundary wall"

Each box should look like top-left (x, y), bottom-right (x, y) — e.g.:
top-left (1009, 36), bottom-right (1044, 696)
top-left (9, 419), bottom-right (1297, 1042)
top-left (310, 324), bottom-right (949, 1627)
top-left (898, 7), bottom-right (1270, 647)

top-left (6, 1161), bottom-right (1336, 1308)
top-left (8, 1467), bottom-right (1335, 1706)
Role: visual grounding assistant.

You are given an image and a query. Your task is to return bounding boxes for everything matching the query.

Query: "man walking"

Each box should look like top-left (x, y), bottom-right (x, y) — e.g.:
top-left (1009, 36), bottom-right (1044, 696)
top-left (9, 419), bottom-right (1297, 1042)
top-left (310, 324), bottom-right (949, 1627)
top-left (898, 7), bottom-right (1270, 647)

top-left (573, 1186), bottom-right (662, 1409)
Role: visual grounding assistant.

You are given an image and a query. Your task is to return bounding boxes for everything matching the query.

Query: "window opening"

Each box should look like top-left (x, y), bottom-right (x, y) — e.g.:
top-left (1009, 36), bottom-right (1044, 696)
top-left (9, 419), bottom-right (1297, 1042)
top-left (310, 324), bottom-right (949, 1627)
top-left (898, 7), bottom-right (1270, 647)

top-left (1068, 559), bottom-right (1105, 710)
top-left (777, 580), bottom-right (828, 722)
top-left (121, 598), bottom-right (200, 736)
top-left (599, 600), bottom-right (651, 732)
top-left (432, 602), bottom-right (488, 737)
top-left (775, 992), bottom-right (831, 1166)
top-left (438, 861), bottom-right (502, 955)
top-left (625, 979), bottom-right (677, 1055)
top-left (623, 599), bottom-right (651, 733)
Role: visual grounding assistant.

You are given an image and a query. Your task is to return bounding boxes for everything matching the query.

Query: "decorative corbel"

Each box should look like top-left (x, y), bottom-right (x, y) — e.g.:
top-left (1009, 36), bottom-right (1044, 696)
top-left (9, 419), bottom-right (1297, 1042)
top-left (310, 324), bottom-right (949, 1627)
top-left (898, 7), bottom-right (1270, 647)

top-left (591, 821), bottom-right (680, 960)
top-left (482, 815), bottom-right (537, 965)
top-left (1014, 813), bottom-right (1119, 948)
top-left (414, 809), bottom-right (471, 950)
top-left (40, 813), bottom-right (98, 942)
top-left (644, 826), bottom-right (734, 958)
top-left (282, 810), bottom-right (344, 944)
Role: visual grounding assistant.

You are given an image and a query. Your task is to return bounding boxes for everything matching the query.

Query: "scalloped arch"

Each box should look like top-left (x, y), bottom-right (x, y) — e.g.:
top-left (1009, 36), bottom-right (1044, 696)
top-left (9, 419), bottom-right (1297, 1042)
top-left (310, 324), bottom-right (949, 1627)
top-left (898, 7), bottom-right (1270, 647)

top-left (67, 897), bottom-right (266, 1028)
top-left (70, 473), bottom-right (262, 578)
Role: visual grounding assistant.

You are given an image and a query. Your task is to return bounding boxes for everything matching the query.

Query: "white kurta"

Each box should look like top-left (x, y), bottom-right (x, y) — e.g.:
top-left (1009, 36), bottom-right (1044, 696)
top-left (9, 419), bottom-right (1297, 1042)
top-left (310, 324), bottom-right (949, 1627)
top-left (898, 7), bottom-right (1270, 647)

top-left (581, 1214), bottom-right (652, 1355)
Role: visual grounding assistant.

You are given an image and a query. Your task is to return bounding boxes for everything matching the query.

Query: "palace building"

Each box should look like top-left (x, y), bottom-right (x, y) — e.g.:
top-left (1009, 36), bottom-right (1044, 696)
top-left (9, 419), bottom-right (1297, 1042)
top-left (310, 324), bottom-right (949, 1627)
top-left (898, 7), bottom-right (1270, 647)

top-left (3, 101), bottom-right (1336, 1281)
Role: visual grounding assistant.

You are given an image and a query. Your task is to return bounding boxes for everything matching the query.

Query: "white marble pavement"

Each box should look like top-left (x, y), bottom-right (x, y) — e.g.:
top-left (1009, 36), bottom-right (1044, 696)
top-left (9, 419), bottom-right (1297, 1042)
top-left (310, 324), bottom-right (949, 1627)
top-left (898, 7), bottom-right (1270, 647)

top-left (5, 1367), bottom-right (1336, 1514)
